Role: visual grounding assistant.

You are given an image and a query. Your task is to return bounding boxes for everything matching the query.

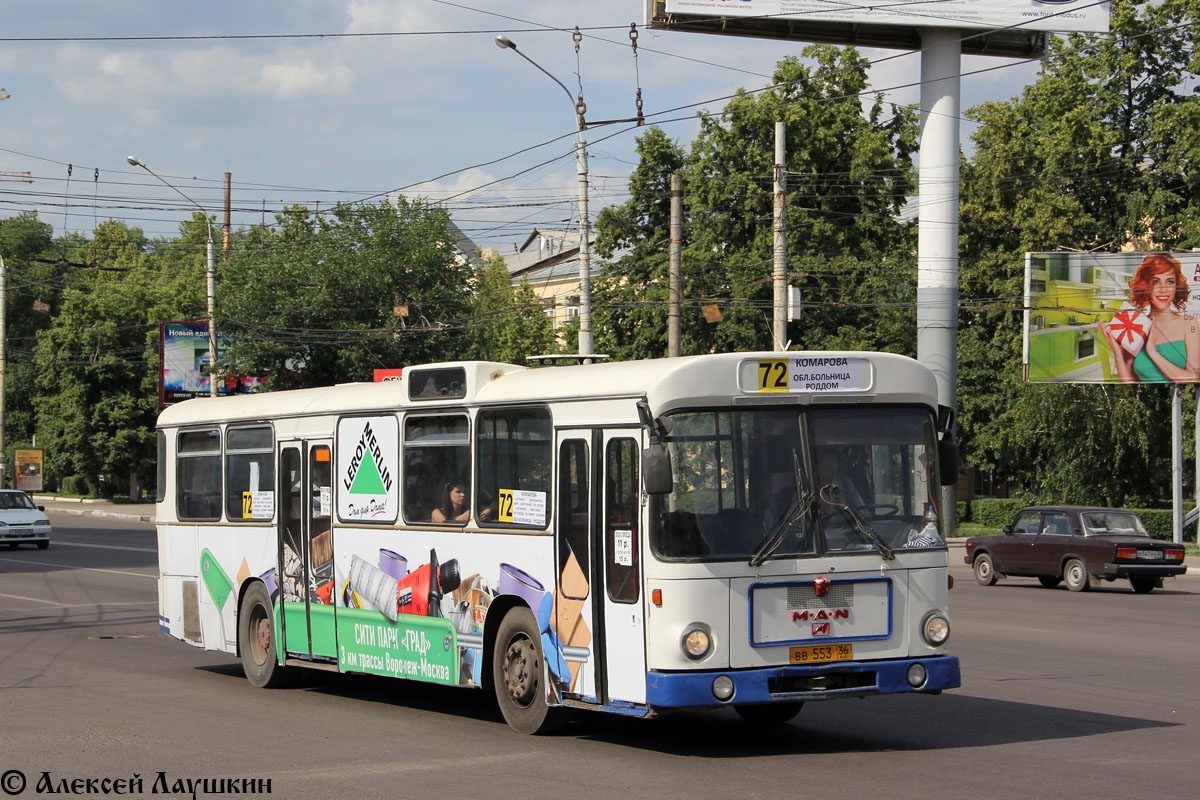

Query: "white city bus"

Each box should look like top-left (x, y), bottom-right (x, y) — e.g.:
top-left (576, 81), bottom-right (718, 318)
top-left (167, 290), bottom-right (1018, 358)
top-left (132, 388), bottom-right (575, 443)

top-left (156, 351), bottom-right (960, 733)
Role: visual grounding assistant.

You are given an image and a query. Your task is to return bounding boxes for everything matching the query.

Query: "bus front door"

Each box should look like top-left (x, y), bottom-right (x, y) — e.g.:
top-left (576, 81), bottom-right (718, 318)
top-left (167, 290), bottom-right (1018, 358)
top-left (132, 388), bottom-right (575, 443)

top-left (554, 430), bottom-right (647, 707)
top-left (278, 441), bottom-right (338, 660)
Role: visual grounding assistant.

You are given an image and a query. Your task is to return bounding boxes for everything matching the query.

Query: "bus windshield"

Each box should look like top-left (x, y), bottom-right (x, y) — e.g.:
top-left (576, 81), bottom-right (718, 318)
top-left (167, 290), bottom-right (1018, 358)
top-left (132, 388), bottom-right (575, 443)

top-left (651, 406), bottom-right (943, 561)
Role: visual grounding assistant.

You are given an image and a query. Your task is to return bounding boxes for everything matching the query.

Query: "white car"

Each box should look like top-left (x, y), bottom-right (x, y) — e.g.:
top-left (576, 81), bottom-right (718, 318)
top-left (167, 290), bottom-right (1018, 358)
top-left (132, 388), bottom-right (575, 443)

top-left (0, 490), bottom-right (52, 549)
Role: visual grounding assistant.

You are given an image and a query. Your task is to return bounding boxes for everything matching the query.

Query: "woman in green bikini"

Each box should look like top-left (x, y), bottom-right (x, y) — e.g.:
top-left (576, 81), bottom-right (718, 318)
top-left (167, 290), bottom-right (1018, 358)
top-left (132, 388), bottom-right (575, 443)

top-left (1101, 253), bottom-right (1200, 383)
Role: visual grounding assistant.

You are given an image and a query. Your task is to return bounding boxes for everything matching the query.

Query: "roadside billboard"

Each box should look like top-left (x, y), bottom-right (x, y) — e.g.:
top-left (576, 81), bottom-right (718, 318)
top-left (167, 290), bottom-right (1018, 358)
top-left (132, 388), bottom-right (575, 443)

top-left (660, 1), bottom-right (1110, 33)
top-left (14, 448), bottom-right (44, 492)
top-left (1024, 252), bottom-right (1200, 384)
top-left (160, 322), bottom-right (266, 405)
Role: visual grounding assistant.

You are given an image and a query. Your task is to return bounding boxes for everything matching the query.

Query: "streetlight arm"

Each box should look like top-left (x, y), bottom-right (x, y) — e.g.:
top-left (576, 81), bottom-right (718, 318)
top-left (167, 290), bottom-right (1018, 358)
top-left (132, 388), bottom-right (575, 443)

top-left (495, 37), bottom-right (577, 118)
top-left (511, 48), bottom-right (575, 109)
top-left (126, 156), bottom-right (213, 243)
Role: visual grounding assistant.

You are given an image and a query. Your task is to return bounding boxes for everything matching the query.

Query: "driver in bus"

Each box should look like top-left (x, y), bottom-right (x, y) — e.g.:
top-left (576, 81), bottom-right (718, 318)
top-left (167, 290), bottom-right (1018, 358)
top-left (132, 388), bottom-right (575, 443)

top-left (815, 448), bottom-right (870, 509)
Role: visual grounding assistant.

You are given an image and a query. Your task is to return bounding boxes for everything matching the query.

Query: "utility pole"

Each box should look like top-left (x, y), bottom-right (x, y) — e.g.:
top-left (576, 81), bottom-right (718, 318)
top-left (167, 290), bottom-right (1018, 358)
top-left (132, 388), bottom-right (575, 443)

top-left (223, 173), bottom-right (231, 259)
top-left (495, 35), bottom-right (594, 360)
top-left (668, 173), bottom-right (682, 358)
top-left (127, 156), bottom-right (219, 398)
top-left (772, 120), bottom-right (787, 351)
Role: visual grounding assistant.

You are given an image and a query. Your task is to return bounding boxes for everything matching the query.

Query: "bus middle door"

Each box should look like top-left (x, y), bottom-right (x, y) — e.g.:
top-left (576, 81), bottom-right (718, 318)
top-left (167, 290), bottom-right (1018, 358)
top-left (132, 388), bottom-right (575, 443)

top-left (553, 429), bottom-right (647, 708)
top-left (279, 440), bottom-right (338, 661)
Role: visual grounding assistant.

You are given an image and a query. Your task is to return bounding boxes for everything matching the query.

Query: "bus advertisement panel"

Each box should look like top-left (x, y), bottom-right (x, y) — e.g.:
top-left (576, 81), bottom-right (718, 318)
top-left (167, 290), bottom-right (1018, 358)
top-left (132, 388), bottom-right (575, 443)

top-left (1024, 252), bottom-right (1200, 384)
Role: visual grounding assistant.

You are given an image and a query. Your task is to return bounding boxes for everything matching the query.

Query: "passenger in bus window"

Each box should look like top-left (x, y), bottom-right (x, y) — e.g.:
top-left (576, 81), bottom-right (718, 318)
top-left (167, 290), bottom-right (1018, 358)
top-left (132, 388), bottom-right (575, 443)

top-left (432, 481), bottom-right (470, 523)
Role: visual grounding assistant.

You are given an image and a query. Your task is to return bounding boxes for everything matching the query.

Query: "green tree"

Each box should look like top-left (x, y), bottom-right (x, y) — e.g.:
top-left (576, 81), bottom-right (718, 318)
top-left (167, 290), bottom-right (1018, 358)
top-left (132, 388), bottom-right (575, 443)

top-left (958, 0), bottom-right (1200, 503)
top-left (469, 256), bottom-right (556, 364)
top-left (220, 200), bottom-right (474, 388)
top-left (32, 220), bottom-right (162, 496)
top-left (594, 48), bottom-right (918, 359)
top-left (0, 212), bottom-right (61, 474)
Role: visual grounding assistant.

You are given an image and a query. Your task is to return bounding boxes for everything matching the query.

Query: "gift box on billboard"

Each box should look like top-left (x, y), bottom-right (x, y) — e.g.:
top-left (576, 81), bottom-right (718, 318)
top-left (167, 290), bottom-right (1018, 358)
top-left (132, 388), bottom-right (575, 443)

top-left (1106, 302), bottom-right (1151, 356)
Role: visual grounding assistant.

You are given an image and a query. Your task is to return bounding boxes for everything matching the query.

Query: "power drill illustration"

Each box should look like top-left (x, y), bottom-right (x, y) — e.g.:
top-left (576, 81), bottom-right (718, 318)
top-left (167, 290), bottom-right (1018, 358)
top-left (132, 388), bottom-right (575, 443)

top-left (396, 548), bottom-right (461, 617)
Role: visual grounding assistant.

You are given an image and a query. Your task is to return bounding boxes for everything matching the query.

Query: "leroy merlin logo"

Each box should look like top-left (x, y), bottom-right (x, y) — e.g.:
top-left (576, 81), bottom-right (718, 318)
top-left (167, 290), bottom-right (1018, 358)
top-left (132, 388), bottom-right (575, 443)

top-left (343, 421), bottom-right (394, 495)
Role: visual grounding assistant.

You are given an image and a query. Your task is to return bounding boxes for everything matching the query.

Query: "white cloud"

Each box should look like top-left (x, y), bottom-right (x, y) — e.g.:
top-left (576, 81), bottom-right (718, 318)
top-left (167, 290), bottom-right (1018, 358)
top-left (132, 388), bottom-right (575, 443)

top-left (259, 57), bottom-right (355, 99)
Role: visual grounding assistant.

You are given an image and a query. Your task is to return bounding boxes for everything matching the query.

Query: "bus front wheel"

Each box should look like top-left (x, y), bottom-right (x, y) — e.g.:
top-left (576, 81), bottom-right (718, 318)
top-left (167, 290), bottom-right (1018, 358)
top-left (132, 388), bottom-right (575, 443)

top-left (238, 581), bottom-right (293, 689)
top-left (492, 607), bottom-right (568, 734)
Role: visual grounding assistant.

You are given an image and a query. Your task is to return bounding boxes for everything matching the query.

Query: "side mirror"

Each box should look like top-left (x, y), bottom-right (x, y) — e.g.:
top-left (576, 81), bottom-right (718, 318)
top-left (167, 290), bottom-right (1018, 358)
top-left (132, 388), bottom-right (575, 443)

top-left (938, 436), bottom-right (958, 487)
top-left (37, 505), bottom-right (46, 512)
top-left (642, 444), bottom-right (673, 495)
top-left (1002, 525), bottom-right (1013, 535)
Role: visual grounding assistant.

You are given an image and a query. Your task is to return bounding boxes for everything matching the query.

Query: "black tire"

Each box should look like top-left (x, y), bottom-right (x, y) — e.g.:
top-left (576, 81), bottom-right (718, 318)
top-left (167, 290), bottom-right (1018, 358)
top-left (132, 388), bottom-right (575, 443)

top-left (36, 541), bottom-right (49, 550)
top-left (1063, 558), bottom-right (1090, 593)
top-left (492, 607), bottom-right (569, 734)
top-left (1130, 578), bottom-right (1157, 594)
top-left (238, 581), bottom-right (293, 688)
top-left (734, 702), bottom-right (803, 725)
top-left (1037, 575), bottom-right (1060, 589)
top-left (973, 553), bottom-right (998, 586)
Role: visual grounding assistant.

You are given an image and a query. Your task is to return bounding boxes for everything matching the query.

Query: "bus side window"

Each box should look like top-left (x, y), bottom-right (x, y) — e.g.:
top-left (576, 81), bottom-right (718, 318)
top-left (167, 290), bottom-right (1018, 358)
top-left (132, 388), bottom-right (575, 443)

top-left (606, 437), bottom-right (639, 603)
top-left (224, 426), bottom-right (274, 521)
top-left (403, 415), bottom-right (470, 525)
top-left (178, 428), bottom-right (221, 521)
top-left (475, 407), bottom-right (551, 528)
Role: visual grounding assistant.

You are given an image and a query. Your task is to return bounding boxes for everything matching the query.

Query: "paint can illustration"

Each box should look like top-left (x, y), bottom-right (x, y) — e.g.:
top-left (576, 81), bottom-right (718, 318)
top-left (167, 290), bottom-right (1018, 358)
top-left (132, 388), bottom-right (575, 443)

top-left (348, 554), bottom-right (399, 621)
top-left (498, 563), bottom-right (545, 608)
top-left (260, 567), bottom-right (278, 598)
top-left (378, 549), bottom-right (408, 580)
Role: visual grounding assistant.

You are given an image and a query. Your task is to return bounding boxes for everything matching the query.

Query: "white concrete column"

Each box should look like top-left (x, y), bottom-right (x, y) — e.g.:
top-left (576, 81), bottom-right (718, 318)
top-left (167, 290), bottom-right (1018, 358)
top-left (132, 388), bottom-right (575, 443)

top-left (918, 28), bottom-right (961, 525)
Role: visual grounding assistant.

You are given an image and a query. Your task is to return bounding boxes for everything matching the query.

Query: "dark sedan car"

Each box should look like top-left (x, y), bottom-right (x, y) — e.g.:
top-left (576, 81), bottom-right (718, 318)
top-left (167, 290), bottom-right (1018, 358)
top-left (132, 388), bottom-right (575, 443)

top-left (964, 506), bottom-right (1187, 593)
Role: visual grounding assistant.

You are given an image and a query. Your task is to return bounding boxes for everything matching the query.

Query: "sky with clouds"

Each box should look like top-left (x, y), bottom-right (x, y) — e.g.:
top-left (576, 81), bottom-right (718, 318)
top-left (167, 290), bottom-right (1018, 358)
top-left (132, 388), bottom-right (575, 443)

top-left (0, 0), bottom-right (1075, 254)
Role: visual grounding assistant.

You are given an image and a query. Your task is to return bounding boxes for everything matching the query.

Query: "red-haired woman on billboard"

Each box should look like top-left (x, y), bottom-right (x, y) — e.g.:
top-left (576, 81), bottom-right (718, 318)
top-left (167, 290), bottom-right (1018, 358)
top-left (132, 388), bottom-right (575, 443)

top-left (1101, 253), bottom-right (1200, 383)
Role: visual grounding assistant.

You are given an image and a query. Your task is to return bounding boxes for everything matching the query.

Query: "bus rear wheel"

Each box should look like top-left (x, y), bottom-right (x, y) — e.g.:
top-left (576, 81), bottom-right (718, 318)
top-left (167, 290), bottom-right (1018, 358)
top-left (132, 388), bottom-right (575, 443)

top-left (492, 607), bottom-right (568, 735)
top-left (238, 581), bottom-right (293, 689)
top-left (734, 702), bottom-right (803, 725)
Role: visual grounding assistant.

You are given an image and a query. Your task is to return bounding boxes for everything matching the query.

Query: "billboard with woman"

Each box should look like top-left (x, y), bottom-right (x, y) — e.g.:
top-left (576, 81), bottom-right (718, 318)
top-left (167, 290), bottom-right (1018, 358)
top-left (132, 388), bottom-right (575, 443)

top-left (1024, 252), bottom-right (1200, 384)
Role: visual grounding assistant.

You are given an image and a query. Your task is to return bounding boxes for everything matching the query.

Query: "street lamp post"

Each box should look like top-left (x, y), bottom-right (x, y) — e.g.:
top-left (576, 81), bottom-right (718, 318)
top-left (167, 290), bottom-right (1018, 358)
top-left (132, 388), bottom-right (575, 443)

top-left (495, 35), bottom-right (593, 358)
top-left (127, 156), bottom-right (219, 398)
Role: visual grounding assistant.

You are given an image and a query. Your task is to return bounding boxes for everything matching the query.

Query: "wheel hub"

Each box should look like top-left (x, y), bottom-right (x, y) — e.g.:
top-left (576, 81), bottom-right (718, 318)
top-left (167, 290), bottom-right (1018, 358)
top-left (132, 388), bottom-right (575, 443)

top-left (503, 637), bottom-right (539, 707)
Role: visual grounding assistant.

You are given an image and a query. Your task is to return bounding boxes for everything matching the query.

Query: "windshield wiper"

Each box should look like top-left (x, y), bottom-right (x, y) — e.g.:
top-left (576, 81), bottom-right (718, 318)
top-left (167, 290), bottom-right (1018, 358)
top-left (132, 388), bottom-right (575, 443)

top-left (749, 451), bottom-right (814, 567)
top-left (820, 484), bottom-right (896, 561)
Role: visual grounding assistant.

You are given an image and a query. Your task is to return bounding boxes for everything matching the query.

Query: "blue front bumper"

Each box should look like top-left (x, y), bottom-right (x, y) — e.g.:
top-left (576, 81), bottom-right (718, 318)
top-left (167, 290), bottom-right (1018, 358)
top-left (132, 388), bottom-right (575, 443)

top-left (646, 655), bottom-right (960, 709)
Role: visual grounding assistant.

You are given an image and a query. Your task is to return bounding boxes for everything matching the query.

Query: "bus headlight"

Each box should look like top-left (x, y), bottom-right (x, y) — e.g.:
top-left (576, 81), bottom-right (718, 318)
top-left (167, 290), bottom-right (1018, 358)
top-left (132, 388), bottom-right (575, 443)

top-left (712, 675), bottom-right (735, 701)
top-left (921, 611), bottom-right (950, 646)
top-left (681, 623), bottom-right (713, 660)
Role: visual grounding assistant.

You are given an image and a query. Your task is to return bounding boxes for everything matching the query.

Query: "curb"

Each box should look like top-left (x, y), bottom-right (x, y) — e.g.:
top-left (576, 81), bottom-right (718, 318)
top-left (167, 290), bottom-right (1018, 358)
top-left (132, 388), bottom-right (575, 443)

top-left (40, 504), bottom-right (153, 523)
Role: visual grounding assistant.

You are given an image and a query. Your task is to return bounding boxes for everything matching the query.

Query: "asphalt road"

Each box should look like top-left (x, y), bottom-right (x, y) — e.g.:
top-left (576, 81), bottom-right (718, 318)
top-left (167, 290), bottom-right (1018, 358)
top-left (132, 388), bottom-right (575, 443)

top-left (1, 513), bottom-right (1197, 800)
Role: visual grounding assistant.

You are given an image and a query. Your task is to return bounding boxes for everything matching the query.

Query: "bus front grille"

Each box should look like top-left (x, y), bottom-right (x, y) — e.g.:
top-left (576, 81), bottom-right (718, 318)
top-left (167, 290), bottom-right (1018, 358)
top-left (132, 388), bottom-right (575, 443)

top-left (769, 671), bottom-right (876, 695)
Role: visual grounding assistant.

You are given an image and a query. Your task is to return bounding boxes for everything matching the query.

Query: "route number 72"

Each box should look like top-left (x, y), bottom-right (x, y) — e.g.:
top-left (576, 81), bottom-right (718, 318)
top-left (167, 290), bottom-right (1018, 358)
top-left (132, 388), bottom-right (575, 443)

top-left (758, 359), bottom-right (789, 393)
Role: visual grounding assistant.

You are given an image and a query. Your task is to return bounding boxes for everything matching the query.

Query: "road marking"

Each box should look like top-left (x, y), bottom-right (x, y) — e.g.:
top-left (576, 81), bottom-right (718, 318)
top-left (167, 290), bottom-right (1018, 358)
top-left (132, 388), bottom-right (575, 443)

top-left (0, 556), bottom-right (156, 579)
top-left (48, 540), bottom-right (156, 553)
top-left (0, 591), bottom-right (156, 608)
top-left (270, 752), bottom-right (536, 781)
